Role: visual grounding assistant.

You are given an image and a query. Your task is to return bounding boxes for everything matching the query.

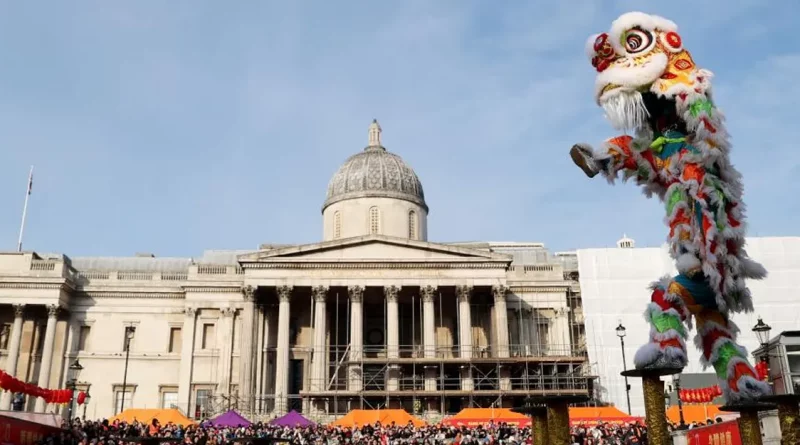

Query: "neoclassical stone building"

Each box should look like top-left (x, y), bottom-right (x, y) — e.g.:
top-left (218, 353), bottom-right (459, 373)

top-left (0, 121), bottom-right (588, 421)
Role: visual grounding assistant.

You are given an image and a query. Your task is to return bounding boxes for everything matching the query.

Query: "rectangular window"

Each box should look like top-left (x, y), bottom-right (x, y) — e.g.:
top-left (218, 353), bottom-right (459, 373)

top-left (194, 389), bottom-right (210, 419)
top-left (122, 326), bottom-right (136, 352)
top-left (114, 390), bottom-right (134, 415)
top-left (537, 322), bottom-right (550, 354)
top-left (201, 324), bottom-right (215, 350)
top-left (161, 391), bottom-right (178, 409)
top-left (77, 326), bottom-right (91, 351)
top-left (0, 323), bottom-right (10, 349)
top-left (168, 327), bottom-right (182, 353)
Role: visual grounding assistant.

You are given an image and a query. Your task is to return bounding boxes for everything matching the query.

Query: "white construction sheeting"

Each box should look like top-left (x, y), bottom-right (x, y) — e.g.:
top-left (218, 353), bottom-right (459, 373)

top-left (577, 236), bottom-right (800, 415)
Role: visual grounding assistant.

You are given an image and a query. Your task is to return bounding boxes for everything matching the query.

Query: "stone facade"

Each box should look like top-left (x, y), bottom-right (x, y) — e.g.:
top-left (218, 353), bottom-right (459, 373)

top-left (0, 122), bottom-right (588, 421)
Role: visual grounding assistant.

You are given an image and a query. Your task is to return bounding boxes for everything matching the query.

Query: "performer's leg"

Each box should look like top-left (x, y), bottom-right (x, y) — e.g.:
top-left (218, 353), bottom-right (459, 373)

top-left (695, 309), bottom-right (771, 402)
top-left (633, 276), bottom-right (690, 370)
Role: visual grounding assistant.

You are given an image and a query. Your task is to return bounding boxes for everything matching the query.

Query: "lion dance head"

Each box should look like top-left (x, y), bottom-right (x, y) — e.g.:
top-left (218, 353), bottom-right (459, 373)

top-left (586, 12), bottom-right (713, 132)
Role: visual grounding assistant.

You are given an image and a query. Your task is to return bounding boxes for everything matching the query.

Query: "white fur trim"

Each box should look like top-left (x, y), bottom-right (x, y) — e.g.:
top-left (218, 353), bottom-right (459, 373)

top-left (675, 254), bottom-right (701, 275)
top-left (595, 53), bottom-right (668, 104)
top-left (633, 342), bottom-right (661, 369)
top-left (608, 12), bottom-right (678, 54)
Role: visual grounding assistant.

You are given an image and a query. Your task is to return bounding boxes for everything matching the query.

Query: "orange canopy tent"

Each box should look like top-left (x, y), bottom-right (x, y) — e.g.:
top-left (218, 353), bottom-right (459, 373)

top-left (110, 408), bottom-right (195, 427)
top-left (667, 404), bottom-right (723, 424)
top-left (569, 407), bottom-right (642, 426)
top-left (441, 408), bottom-right (531, 427)
top-left (330, 409), bottom-right (425, 428)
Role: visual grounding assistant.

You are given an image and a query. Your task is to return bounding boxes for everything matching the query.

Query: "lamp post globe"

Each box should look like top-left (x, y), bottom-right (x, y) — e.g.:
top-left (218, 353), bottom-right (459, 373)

top-left (67, 359), bottom-right (83, 427)
top-left (752, 317), bottom-right (772, 347)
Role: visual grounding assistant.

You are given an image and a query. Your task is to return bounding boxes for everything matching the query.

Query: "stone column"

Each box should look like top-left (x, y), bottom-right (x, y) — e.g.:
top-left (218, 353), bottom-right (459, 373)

top-left (254, 305), bottom-right (265, 414)
top-left (554, 307), bottom-right (571, 355)
top-left (492, 286), bottom-right (512, 391)
top-left (421, 285), bottom-right (438, 401)
top-left (274, 285), bottom-right (293, 415)
top-left (35, 305), bottom-right (59, 412)
top-left (456, 285), bottom-right (474, 392)
top-left (383, 285), bottom-right (400, 391)
top-left (311, 285), bottom-right (329, 393)
top-left (348, 286), bottom-right (365, 391)
top-left (177, 307), bottom-right (197, 413)
top-left (239, 286), bottom-right (256, 414)
top-left (1, 304), bottom-right (25, 410)
top-left (492, 286), bottom-right (510, 358)
top-left (218, 307), bottom-right (235, 397)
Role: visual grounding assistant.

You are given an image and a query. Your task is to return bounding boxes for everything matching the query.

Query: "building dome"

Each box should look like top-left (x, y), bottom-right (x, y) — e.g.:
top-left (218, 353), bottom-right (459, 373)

top-left (323, 120), bottom-right (427, 212)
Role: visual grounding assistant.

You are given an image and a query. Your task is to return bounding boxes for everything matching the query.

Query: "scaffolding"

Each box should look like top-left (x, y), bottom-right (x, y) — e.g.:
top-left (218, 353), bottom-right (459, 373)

top-left (239, 284), bottom-right (594, 423)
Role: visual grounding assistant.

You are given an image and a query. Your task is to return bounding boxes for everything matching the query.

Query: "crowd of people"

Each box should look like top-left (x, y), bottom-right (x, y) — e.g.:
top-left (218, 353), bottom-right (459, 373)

top-left (33, 418), bottom-right (659, 445)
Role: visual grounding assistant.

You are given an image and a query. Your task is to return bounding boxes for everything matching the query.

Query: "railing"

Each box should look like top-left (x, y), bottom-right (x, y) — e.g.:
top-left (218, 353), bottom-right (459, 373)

top-left (30, 260), bottom-right (57, 271)
top-left (321, 343), bottom-right (587, 361)
top-left (77, 270), bottom-right (189, 282)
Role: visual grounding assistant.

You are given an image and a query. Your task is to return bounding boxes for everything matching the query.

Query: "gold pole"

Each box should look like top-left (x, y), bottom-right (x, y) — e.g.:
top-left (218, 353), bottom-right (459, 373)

top-left (762, 395), bottom-right (800, 445)
top-left (776, 400), bottom-right (799, 445)
top-left (641, 375), bottom-right (670, 445)
top-left (546, 401), bottom-right (570, 445)
top-left (532, 410), bottom-right (549, 445)
top-left (737, 410), bottom-right (763, 445)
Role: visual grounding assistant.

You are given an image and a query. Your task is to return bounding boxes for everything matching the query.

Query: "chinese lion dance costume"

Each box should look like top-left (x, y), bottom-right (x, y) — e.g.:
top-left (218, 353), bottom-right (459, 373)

top-left (570, 12), bottom-right (770, 404)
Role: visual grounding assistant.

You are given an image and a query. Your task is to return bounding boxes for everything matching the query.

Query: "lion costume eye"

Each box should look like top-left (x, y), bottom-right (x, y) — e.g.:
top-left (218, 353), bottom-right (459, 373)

top-left (624, 29), bottom-right (653, 54)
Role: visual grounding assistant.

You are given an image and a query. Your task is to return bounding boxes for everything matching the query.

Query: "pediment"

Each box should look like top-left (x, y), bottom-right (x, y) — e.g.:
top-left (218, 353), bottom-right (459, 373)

top-left (237, 235), bottom-right (511, 263)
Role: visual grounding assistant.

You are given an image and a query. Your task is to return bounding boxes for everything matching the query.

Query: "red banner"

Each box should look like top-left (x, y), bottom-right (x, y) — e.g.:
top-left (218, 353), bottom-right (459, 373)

top-left (686, 420), bottom-right (741, 445)
top-left (0, 413), bottom-right (63, 445)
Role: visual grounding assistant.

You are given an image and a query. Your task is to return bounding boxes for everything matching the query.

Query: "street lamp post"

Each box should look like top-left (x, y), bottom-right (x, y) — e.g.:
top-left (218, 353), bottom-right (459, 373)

top-left (120, 326), bottom-right (135, 414)
top-left (752, 317), bottom-right (772, 385)
top-left (66, 359), bottom-right (83, 427)
top-left (616, 322), bottom-right (632, 415)
top-left (672, 375), bottom-right (687, 429)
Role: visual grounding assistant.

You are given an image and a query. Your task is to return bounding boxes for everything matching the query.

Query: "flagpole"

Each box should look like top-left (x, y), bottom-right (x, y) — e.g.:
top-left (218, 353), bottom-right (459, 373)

top-left (17, 166), bottom-right (33, 252)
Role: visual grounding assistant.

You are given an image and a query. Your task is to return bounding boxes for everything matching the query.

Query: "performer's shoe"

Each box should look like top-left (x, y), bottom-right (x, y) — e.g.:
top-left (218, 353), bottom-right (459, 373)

top-left (570, 144), bottom-right (600, 178)
top-left (633, 341), bottom-right (688, 371)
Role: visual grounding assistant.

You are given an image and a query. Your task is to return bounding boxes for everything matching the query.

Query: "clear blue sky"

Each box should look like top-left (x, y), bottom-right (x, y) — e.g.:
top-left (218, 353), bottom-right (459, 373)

top-left (0, 1), bottom-right (797, 257)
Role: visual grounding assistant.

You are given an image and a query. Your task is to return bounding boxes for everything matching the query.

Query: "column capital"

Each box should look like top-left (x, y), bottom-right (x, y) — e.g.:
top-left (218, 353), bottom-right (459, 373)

top-left (455, 285), bottom-right (473, 303)
top-left (46, 305), bottom-right (60, 318)
top-left (184, 307), bottom-right (197, 317)
top-left (312, 285), bottom-right (329, 303)
top-left (12, 304), bottom-right (24, 318)
top-left (220, 307), bottom-right (235, 317)
top-left (384, 285), bottom-right (401, 303)
top-left (348, 285), bottom-right (364, 303)
top-left (276, 285), bottom-right (293, 303)
top-left (492, 285), bottom-right (509, 302)
top-left (242, 285), bottom-right (256, 302)
top-left (420, 285), bottom-right (437, 303)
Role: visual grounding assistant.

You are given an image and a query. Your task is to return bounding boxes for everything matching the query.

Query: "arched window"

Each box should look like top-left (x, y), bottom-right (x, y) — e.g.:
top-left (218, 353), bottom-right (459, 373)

top-left (333, 211), bottom-right (341, 239)
top-left (369, 206), bottom-right (380, 234)
top-left (408, 210), bottom-right (417, 239)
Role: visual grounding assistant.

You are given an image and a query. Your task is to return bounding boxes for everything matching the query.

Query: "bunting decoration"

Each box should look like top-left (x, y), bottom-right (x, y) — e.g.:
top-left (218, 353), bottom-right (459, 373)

top-left (0, 370), bottom-right (87, 405)
top-left (679, 385), bottom-right (723, 404)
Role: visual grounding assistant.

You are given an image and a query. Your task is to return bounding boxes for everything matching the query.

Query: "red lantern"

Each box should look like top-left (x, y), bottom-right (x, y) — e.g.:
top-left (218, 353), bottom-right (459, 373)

top-left (77, 391), bottom-right (86, 405)
top-left (0, 370), bottom-right (8, 390)
top-left (755, 361), bottom-right (769, 381)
